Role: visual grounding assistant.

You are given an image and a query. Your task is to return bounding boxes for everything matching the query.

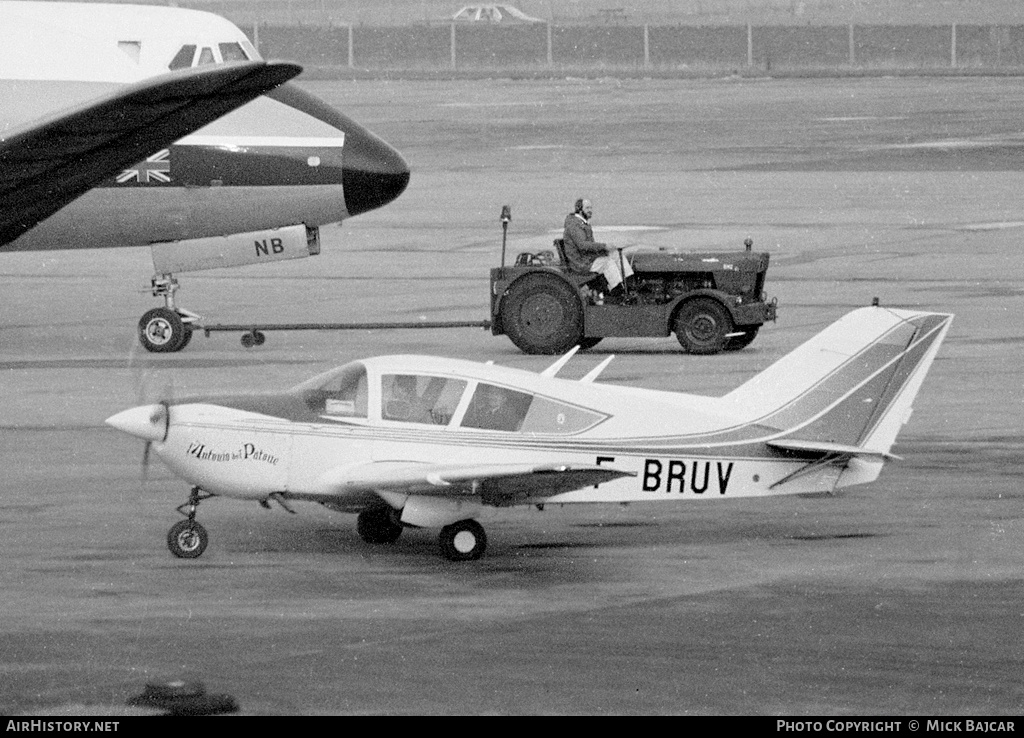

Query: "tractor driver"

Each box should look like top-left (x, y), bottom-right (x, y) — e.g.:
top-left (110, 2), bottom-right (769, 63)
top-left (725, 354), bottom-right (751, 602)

top-left (562, 198), bottom-right (634, 296)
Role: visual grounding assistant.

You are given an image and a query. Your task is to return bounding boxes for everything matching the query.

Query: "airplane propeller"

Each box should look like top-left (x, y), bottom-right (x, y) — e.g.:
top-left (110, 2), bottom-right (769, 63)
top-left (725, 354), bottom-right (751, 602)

top-left (123, 338), bottom-right (175, 487)
top-left (140, 400), bottom-right (171, 484)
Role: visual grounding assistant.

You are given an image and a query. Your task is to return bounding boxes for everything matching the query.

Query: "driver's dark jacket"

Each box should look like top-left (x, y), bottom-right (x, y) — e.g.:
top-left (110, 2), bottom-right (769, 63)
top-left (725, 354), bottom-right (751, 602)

top-left (561, 214), bottom-right (608, 273)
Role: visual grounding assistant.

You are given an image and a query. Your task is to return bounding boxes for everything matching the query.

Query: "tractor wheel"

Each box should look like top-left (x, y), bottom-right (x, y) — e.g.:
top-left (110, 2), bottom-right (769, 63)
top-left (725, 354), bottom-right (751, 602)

top-left (725, 327), bottom-right (759, 351)
top-left (356, 507), bottom-right (403, 545)
top-left (674, 297), bottom-right (733, 355)
top-left (139, 308), bottom-right (189, 353)
top-left (438, 519), bottom-right (487, 562)
top-left (501, 273), bottom-right (584, 354)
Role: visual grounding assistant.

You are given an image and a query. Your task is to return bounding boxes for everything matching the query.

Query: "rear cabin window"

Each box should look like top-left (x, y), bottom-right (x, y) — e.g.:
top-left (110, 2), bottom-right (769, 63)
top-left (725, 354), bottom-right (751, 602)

top-left (381, 374), bottom-right (467, 426)
top-left (519, 396), bottom-right (607, 434)
top-left (197, 47), bottom-right (216, 65)
top-left (169, 44), bottom-right (196, 70)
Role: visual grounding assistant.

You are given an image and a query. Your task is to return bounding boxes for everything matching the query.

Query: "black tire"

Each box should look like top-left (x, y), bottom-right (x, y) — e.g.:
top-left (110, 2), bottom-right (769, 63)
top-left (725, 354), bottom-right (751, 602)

top-left (578, 337), bottom-right (603, 350)
top-left (501, 273), bottom-right (584, 354)
top-left (167, 519), bottom-right (208, 559)
top-left (139, 308), bottom-right (188, 353)
top-left (356, 508), bottom-right (403, 544)
top-left (725, 326), bottom-right (759, 351)
top-left (673, 297), bottom-right (733, 355)
top-left (438, 519), bottom-right (487, 562)
top-left (176, 326), bottom-right (193, 351)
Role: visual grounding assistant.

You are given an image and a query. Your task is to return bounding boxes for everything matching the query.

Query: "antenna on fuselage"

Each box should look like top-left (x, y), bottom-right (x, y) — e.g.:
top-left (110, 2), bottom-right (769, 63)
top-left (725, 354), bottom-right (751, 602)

top-left (541, 345), bottom-right (580, 377)
top-left (580, 355), bottom-right (615, 384)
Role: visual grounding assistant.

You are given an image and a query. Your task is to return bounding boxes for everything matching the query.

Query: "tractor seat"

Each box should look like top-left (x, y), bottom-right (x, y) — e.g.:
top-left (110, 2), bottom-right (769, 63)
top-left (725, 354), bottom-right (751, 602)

top-left (553, 238), bottom-right (604, 291)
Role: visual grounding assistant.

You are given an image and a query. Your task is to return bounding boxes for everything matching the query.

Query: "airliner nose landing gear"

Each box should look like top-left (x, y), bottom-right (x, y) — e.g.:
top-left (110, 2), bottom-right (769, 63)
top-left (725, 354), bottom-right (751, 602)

top-left (167, 487), bottom-right (212, 558)
top-left (139, 274), bottom-right (199, 353)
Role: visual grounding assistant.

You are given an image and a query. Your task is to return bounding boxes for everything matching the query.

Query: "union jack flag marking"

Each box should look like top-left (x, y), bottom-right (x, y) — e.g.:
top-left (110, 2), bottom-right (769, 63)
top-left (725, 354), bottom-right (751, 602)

top-left (117, 149), bottom-right (171, 184)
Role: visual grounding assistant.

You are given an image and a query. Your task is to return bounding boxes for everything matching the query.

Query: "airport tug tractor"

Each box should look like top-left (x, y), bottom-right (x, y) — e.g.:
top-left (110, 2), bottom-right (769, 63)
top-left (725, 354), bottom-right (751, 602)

top-left (489, 206), bottom-right (777, 354)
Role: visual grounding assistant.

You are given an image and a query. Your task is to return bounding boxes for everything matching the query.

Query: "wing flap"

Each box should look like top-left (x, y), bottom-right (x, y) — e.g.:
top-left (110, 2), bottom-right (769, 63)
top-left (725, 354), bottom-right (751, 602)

top-left (299, 460), bottom-right (635, 505)
top-left (0, 60), bottom-right (301, 246)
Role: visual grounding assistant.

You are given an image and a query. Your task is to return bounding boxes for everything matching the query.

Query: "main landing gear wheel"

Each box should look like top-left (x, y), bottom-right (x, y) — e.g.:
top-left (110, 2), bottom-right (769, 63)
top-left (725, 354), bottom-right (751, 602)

top-left (501, 273), bottom-right (584, 354)
top-left (356, 508), bottom-right (403, 545)
top-left (167, 519), bottom-right (208, 559)
top-left (139, 307), bottom-right (192, 353)
top-left (438, 519), bottom-right (487, 562)
top-left (674, 297), bottom-right (733, 355)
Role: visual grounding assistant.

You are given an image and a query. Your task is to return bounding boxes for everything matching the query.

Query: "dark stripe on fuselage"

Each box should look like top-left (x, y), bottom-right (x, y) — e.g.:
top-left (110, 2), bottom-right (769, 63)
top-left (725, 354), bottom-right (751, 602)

top-left (98, 143), bottom-right (346, 188)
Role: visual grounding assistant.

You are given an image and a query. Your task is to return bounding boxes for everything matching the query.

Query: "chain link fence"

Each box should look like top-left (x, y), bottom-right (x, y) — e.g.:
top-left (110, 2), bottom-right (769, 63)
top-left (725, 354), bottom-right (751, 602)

top-left (252, 22), bottom-right (1024, 72)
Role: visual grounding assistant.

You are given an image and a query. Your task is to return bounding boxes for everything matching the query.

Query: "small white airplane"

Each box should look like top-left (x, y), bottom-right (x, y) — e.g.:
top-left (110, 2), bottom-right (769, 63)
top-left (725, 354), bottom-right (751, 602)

top-left (0, 1), bottom-right (409, 352)
top-left (106, 304), bottom-right (953, 561)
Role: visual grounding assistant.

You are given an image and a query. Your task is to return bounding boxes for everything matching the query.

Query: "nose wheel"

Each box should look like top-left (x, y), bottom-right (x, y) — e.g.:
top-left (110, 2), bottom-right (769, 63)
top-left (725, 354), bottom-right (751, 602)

top-left (168, 487), bottom-right (213, 558)
top-left (139, 274), bottom-right (200, 353)
top-left (167, 519), bottom-right (208, 558)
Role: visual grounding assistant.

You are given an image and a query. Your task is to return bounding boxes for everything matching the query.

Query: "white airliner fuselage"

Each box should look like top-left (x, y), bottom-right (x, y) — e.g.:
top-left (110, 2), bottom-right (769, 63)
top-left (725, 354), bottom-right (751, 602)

top-left (0, 2), bottom-right (409, 352)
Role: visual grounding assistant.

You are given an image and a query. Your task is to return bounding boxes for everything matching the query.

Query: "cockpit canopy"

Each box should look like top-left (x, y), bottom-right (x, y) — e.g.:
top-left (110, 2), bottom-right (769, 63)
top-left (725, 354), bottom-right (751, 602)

top-left (167, 41), bottom-right (253, 70)
top-left (293, 361), bottom-right (608, 435)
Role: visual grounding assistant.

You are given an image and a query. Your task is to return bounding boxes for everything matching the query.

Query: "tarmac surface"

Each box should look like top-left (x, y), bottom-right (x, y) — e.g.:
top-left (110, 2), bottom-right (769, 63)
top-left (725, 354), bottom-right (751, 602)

top-left (1, 76), bottom-right (1022, 715)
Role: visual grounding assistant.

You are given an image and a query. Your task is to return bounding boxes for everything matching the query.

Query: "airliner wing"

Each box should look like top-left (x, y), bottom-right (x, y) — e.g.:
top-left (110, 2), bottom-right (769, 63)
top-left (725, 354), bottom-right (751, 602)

top-left (0, 60), bottom-right (301, 246)
top-left (303, 461), bottom-right (636, 504)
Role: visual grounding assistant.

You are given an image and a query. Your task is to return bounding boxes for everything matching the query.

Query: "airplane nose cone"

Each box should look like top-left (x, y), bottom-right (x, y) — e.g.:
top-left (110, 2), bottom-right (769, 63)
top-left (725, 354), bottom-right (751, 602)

top-left (105, 404), bottom-right (168, 443)
top-left (267, 83), bottom-right (409, 217)
top-left (341, 128), bottom-right (410, 217)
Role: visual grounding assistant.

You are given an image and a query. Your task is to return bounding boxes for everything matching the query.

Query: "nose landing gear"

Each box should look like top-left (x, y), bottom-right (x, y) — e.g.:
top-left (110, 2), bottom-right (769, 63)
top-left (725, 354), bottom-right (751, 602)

top-left (167, 487), bottom-right (213, 558)
top-left (139, 274), bottom-right (200, 353)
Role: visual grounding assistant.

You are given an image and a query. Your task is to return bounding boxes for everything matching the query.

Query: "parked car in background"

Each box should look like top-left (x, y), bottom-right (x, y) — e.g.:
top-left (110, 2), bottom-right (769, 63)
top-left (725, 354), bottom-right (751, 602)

top-left (452, 4), bottom-right (544, 23)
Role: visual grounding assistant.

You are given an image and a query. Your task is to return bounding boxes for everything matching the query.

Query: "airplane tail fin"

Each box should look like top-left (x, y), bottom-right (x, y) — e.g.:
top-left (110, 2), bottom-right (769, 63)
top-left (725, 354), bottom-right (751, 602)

top-left (722, 306), bottom-right (953, 486)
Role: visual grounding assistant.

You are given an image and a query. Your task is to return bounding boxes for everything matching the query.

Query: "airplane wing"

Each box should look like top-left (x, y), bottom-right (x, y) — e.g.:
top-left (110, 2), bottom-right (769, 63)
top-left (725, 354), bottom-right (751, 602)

top-left (0, 60), bottom-right (301, 247)
top-left (299, 461), bottom-right (636, 506)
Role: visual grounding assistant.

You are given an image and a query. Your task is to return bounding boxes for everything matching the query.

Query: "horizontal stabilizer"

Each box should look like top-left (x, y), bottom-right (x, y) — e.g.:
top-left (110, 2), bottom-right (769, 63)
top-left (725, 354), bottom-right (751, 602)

top-left (767, 438), bottom-right (901, 461)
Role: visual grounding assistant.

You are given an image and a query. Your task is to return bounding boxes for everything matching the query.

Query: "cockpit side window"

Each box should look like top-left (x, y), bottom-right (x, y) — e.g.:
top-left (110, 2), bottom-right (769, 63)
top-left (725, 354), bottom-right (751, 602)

top-left (197, 46), bottom-right (216, 65)
top-left (168, 44), bottom-right (196, 70)
top-left (117, 41), bottom-right (141, 64)
top-left (382, 374), bottom-right (466, 425)
top-left (297, 364), bottom-right (368, 418)
top-left (219, 42), bottom-right (249, 62)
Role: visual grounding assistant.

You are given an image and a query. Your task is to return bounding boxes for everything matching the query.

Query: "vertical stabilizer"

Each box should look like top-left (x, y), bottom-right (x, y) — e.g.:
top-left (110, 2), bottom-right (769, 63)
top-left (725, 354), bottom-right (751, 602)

top-left (722, 306), bottom-right (953, 458)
